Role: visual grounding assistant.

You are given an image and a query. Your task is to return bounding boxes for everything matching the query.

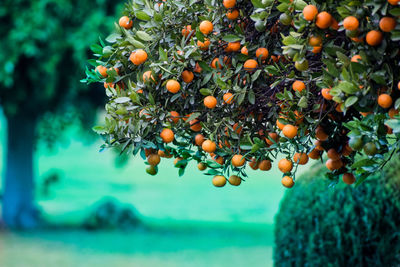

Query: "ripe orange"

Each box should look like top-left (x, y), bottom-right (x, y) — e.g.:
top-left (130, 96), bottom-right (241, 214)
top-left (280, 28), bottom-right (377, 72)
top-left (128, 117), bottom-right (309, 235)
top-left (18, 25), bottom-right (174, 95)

top-left (343, 16), bottom-right (359, 31)
top-left (342, 173), bottom-right (356, 185)
top-left (293, 153), bottom-right (309, 165)
top-left (303, 5), bottom-right (318, 21)
top-left (388, 0), bottom-right (399, 5)
top-left (158, 149), bottom-right (172, 158)
top-left (223, 93), bottom-right (234, 104)
top-left (195, 134), bottom-right (205, 146)
top-left (265, 132), bottom-right (279, 146)
top-left (204, 96), bottom-right (217, 109)
top-left (292, 81), bottom-right (306, 92)
top-left (249, 158), bottom-right (259, 170)
top-left (130, 49), bottom-right (148, 65)
top-left (174, 157), bottom-right (184, 167)
top-left (379, 17), bottom-right (396, 32)
top-left (308, 149), bottom-right (321, 160)
top-left (213, 155), bottom-right (224, 165)
top-left (331, 18), bottom-right (340, 30)
top-left (181, 70), bottom-right (194, 83)
top-left (276, 118), bottom-right (286, 130)
top-left (259, 160), bottom-right (272, 171)
top-left (160, 128), bottom-right (175, 143)
top-left (278, 159), bottom-right (293, 173)
top-left (366, 30), bottom-right (383, 46)
top-left (198, 162), bottom-right (207, 171)
top-left (232, 154), bottom-right (246, 167)
top-left (169, 111), bottom-right (180, 123)
top-left (312, 46), bottom-right (322, 54)
top-left (143, 70), bottom-right (155, 82)
top-left (223, 0), bottom-right (236, 8)
top-left (225, 42), bottom-right (241, 52)
top-left (96, 65), bottom-right (108, 77)
top-left (351, 55), bottom-right (362, 63)
top-left (281, 176), bottom-right (294, 188)
top-left (147, 154), bottom-right (161, 166)
top-left (388, 108), bottom-right (399, 119)
top-left (212, 175), bottom-right (227, 187)
top-left (378, 94), bottom-right (393, 108)
top-left (282, 124), bottom-right (298, 139)
top-left (308, 36), bottom-right (322, 46)
top-left (226, 9), bottom-right (239, 20)
top-left (315, 127), bottom-right (329, 141)
top-left (241, 46), bottom-right (248, 55)
top-left (321, 88), bottom-right (333, 100)
top-left (256, 47), bottom-right (269, 60)
top-left (316, 12), bottom-right (332, 29)
top-left (199, 20), bottom-right (213, 35)
top-left (190, 119), bottom-right (202, 132)
top-left (228, 175), bottom-right (242, 186)
top-left (197, 39), bottom-right (210, 50)
top-left (211, 58), bottom-right (224, 69)
top-left (119, 16), bottom-right (133, 29)
top-left (243, 59), bottom-right (258, 71)
top-left (166, 79), bottom-right (181, 93)
top-left (351, 36), bottom-right (364, 43)
top-left (182, 25), bottom-right (193, 37)
top-left (327, 148), bottom-right (340, 160)
top-left (325, 159), bottom-right (343, 171)
top-left (202, 140), bottom-right (217, 153)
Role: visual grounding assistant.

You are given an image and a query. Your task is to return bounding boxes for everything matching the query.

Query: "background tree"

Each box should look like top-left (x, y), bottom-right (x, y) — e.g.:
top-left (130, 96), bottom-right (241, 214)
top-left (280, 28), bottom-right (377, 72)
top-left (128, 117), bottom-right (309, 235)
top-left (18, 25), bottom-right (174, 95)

top-left (0, 0), bottom-right (123, 228)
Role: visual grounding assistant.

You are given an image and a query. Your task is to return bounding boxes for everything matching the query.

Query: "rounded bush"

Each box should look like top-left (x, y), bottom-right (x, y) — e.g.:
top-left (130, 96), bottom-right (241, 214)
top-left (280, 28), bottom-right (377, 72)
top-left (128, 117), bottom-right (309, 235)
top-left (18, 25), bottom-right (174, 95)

top-left (274, 162), bottom-right (400, 266)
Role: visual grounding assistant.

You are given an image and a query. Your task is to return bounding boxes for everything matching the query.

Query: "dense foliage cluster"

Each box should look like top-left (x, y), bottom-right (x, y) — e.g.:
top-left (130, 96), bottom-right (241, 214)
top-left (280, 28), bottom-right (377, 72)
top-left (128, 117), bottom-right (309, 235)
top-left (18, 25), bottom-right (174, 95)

top-left (85, 0), bottom-right (400, 187)
top-left (274, 160), bottom-right (400, 266)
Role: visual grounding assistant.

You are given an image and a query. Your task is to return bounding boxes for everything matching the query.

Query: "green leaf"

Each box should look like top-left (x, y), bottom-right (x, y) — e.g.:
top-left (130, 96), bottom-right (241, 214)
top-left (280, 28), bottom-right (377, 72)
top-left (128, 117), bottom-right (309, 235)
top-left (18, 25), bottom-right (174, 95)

top-left (298, 96), bottom-right (308, 108)
top-left (345, 96), bottom-right (358, 107)
top-left (136, 31), bottom-right (153, 41)
top-left (222, 34), bottom-right (242, 42)
top-left (248, 90), bottom-right (255, 104)
top-left (135, 11), bottom-right (151, 21)
top-left (200, 88), bottom-right (212, 96)
top-left (385, 119), bottom-right (400, 133)
top-left (336, 81), bottom-right (359, 95)
top-left (114, 97), bottom-right (131, 103)
top-left (105, 33), bottom-right (121, 43)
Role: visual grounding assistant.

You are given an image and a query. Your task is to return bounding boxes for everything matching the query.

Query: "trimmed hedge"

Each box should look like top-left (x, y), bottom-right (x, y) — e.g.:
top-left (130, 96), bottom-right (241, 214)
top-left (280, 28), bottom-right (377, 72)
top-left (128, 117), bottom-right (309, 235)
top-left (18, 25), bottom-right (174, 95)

top-left (274, 160), bottom-right (400, 266)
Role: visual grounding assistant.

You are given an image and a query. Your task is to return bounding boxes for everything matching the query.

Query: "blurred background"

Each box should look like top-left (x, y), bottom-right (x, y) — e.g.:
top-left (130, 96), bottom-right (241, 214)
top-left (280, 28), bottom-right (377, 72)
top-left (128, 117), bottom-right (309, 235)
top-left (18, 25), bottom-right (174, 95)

top-left (1, 1), bottom-right (400, 267)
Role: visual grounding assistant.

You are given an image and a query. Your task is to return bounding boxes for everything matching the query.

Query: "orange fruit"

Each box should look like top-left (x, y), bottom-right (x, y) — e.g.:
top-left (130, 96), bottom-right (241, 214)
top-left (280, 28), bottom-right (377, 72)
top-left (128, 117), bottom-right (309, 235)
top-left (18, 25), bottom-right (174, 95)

top-left (259, 160), bottom-right (272, 171)
top-left (321, 88), bottom-right (333, 100)
top-left (194, 62), bottom-right (202, 73)
top-left (312, 46), bottom-right (322, 54)
top-left (293, 152), bottom-right (309, 165)
top-left (243, 59), bottom-right (258, 71)
top-left (147, 154), bottom-right (161, 166)
top-left (308, 149), bottom-right (321, 160)
top-left (308, 36), bottom-right (322, 46)
top-left (228, 175), bottom-right (241, 186)
top-left (330, 18), bottom-right (340, 30)
top-left (212, 175), bottom-right (226, 187)
top-left (197, 39), bottom-right (211, 50)
top-left (351, 55), bottom-right (362, 63)
top-left (195, 134), bottom-right (205, 146)
top-left (119, 16), bottom-right (133, 29)
top-left (143, 70), bottom-right (155, 83)
top-left (249, 158), bottom-right (259, 170)
top-left (316, 12), bottom-right (332, 29)
top-left (292, 81), bottom-right (306, 92)
top-left (166, 79), bottom-right (181, 93)
top-left (199, 20), bottom-right (213, 35)
top-left (315, 127), bottom-right (329, 141)
top-left (282, 124), bottom-right (298, 139)
top-left (169, 111), bottom-right (180, 123)
top-left (213, 155), bottom-right (224, 165)
top-left (278, 159), bottom-right (293, 173)
top-left (281, 176), bottom-right (294, 188)
top-left (342, 173), bottom-right (356, 185)
top-left (327, 148), bottom-right (340, 160)
top-left (204, 96), bottom-right (217, 109)
top-left (182, 25), bottom-right (193, 37)
top-left (398, 81), bottom-right (400, 90)
top-left (232, 154), bottom-right (246, 167)
top-left (276, 118), bottom-right (286, 130)
top-left (223, 93), bottom-right (234, 104)
top-left (226, 9), bottom-right (239, 20)
top-left (198, 162), bottom-right (207, 171)
top-left (379, 17), bottom-right (396, 32)
top-left (351, 36), bottom-right (364, 43)
top-left (202, 140), bottom-right (217, 153)
top-left (378, 94), bottom-right (393, 108)
top-left (160, 128), bottom-right (175, 143)
top-left (129, 49), bottom-right (148, 65)
top-left (96, 65), bottom-right (108, 77)
top-left (256, 47), bottom-right (269, 60)
top-left (223, 0), bottom-right (236, 8)
top-left (241, 46), bottom-right (248, 55)
top-left (388, 108), bottom-right (399, 119)
top-left (158, 149), bottom-right (172, 158)
top-left (366, 30), bottom-right (383, 46)
top-left (303, 5), bottom-right (318, 21)
top-left (189, 119), bottom-right (202, 132)
top-left (388, 0), bottom-right (399, 5)
top-left (225, 42), bottom-right (241, 52)
top-left (343, 16), bottom-right (359, 31)
top-left (174, 157), bottom-right (184, 167)
top-left (325, 159), bottom-right (343, 171)
top-left (265, 132), bottom-right (279, 146)
top-left (211, 58), bottom-right (224, 69)
top-left (181, 70), bottom-right (194, 83)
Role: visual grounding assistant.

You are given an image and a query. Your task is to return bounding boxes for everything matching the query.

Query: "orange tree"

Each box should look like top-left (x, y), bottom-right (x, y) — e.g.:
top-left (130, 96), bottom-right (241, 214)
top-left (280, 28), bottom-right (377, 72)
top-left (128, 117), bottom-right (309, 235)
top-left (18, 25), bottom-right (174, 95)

top-left (85, 0), bottom-right (400, 188)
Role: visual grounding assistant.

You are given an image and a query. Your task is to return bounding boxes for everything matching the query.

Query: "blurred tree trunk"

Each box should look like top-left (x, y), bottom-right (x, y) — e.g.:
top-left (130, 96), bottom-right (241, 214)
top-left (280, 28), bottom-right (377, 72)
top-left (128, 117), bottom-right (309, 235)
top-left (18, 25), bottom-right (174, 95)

top-left (2, 113), bottom-right (39, 229)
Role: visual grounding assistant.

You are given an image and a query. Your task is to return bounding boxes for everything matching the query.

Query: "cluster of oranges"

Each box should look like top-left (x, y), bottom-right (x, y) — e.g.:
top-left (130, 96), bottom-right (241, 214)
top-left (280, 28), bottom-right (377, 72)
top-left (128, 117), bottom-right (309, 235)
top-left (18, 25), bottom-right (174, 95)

top-left (90, 0), bottom-right (400, 189)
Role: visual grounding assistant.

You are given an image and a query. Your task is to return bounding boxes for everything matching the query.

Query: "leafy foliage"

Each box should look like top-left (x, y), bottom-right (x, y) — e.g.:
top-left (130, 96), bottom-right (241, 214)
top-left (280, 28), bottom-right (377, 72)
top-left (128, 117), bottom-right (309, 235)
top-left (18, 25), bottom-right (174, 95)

top-left (85, 0), bottom-right (400, 187)
top-left (274, 160), bottom-right (400, 266)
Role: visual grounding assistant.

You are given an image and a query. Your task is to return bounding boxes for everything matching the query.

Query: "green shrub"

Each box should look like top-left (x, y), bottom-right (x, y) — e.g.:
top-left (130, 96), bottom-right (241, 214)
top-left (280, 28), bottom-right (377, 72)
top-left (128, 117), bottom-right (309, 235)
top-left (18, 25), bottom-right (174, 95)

top-left (274, 160), bottom-right (400, 267)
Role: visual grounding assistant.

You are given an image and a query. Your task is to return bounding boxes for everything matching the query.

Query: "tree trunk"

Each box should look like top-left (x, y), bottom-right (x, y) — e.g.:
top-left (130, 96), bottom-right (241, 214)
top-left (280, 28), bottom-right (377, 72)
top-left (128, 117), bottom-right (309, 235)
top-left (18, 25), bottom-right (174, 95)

top-left (2, 114), bottom-right (39, 229)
